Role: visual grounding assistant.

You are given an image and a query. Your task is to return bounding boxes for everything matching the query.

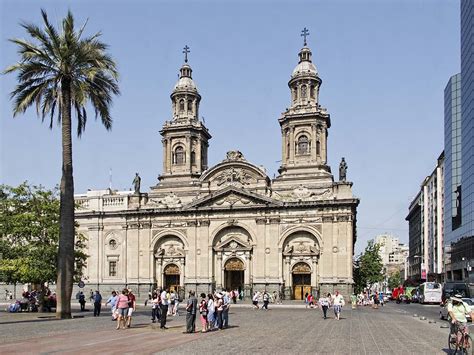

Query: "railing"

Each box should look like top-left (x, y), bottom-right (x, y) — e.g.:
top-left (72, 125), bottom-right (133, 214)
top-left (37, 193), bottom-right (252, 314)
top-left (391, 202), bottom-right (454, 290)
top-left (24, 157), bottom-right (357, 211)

top-left (76, 198), bottom-right (90, 209)
top-left (103, 196), bottom-right (124, 207)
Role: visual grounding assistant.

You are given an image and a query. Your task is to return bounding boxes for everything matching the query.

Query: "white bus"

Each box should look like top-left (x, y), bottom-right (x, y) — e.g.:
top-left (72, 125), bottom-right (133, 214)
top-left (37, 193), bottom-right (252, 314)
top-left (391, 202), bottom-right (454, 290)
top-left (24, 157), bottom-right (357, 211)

top-left (419, 282), bottom-right (442, 304)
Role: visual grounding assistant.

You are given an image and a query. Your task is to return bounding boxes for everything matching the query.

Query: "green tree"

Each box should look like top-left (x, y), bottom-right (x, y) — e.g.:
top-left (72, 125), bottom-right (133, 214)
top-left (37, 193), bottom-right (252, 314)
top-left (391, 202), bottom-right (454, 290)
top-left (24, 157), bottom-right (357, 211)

top-left (387, 270), bottom-right (401, 290)
top-left (4, 10), bottom-right (119, 318)
top-left (354, 240), bottom-right (383, 292)
top-left (0, 183), bottom-right (87, 301)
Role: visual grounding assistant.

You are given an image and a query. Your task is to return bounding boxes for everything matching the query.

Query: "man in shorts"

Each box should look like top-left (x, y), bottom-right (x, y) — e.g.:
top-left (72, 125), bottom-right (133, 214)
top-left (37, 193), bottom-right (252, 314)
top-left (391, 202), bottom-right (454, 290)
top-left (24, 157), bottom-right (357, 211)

top-left (126, 288), bottom-right (136, 328)
top-left (332, 290), bottom-right (345, 320)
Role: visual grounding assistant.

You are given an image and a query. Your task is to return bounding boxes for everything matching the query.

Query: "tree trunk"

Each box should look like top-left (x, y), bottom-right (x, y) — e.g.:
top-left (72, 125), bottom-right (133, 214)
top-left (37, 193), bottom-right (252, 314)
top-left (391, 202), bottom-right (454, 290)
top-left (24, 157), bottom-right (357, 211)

top-left (56, 78), bottom-right (75, 319)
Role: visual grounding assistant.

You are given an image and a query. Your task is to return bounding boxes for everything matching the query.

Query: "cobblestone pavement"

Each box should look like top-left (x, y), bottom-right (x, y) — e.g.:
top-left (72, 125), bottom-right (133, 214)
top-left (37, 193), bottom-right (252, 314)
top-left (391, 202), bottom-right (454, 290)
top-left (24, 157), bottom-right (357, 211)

top-left (0, 302), bottom-right (454, 354)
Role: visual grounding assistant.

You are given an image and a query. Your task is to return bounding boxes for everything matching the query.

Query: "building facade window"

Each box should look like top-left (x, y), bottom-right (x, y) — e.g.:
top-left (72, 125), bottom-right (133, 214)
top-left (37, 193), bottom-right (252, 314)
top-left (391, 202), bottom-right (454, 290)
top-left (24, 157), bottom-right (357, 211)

top-left (310, 85), bottom-right (315, 99)
top-left (179, 99), bottom-right (185, 112)
top-left (174, 146), bottom-right (185, 165)
top-left (297, 135), bottom-right (309, 155)
top-left (301, 85), bottom-right (307, 99)
top-left (109, 261), bottom-right (117, 277)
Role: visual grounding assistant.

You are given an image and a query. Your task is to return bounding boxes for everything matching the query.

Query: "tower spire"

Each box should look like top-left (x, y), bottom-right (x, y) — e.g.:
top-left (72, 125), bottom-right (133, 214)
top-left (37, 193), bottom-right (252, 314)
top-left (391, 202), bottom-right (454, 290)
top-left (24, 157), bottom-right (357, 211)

top-left (301, 27), bottom-right (310, 46)
top-left (183, 45), bottom-right (190, 63)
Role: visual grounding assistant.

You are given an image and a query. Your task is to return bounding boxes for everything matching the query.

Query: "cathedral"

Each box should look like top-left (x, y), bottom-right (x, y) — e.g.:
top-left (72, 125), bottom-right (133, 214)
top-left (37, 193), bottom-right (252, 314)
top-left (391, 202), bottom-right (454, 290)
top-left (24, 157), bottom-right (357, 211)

top-left (75, 34), bottom-right (359, 300)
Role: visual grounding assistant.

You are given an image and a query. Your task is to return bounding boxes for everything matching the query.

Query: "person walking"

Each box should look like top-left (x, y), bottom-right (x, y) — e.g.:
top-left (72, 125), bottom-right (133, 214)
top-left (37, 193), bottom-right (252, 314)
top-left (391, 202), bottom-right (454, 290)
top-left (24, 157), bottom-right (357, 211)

top-left (332, 290), bottom-right (345, 320)
top-left (126, 289), bottom-right (136, 328)
top-left (199, 293), bottom-right (208, 332)
top-left (93, 290), bottom-right (102, 317)
top-left (105, 291), bottom-right (118, 320)
top-left (116, 289), bottom-right (129, 330)
top-left (207, 293), bottom-right (216, 330)
top-left (252, 291), bottom-right (260, 310)
top-left (262, 291), bottom-right (270, 310)
top-left (350, 293), bottom-right (357, 309)
top-left (78, 291), bottom-right (86, 311)
top-left (160, 288), bottom-right (169, 329)
top-left (319, 293), bottom-right (330, 319)
top-left (222, 290), bottom-right (231, 328)
top-left (151, 292), bottom-right (160, 323)
top-left (185, 290), bottom-right (198, 333)
top-left (169, 288), bottom-right (177, 316)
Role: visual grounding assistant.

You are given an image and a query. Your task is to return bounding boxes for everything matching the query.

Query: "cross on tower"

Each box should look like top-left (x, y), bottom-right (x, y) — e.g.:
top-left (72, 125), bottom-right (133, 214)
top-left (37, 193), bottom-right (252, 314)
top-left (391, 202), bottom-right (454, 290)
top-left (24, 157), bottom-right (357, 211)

top-left (183, 45), bottom-right (190, 63)
top-left (301, 27), bottom-right (310, 46)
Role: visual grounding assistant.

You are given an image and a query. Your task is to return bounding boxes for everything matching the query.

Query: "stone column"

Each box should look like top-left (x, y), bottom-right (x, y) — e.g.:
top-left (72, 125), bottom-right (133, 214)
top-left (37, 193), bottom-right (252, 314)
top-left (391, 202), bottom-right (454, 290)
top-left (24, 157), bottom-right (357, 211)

top-left (196, 139), bottom-right (202, 173)
top-left (322, 127), bottom-right (327, 164)
top-left (311, 257), bottom-right (318, 288)
top-left (311, 124), bottom-right (317, 162)
top-left (162, 139), bottom-right (167, 173)
top-left (186, 135), bottom-right (192, 171)
top-left (167, 138), bottom-right (172, 173)
top-left (281, 129), bottom-right (286, 165)
top-left (216, 253), bottom-right (223, 289)
top-left (289, 126), bottom-right (295, 163)
top-left (156, 259), bottom-right (163, 289)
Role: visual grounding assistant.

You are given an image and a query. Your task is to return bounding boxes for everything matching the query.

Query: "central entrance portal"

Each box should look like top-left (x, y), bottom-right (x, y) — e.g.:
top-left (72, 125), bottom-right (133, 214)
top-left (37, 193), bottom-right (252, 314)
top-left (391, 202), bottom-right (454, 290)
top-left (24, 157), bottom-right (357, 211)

top-left (224, 258), bottom-right (244, 290)
top-left (292, 262), bottom-right (312, 300)
top-left (163, 264), bottom-right (180, 291)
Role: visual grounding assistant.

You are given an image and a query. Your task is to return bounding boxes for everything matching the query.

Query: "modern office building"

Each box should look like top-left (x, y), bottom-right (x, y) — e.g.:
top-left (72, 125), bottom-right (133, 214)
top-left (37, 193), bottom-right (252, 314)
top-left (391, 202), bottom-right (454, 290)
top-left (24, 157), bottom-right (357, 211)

top-left (444, 0), bottom-right (474, 282)
top-left (406, 153), bottom-right (444, 281)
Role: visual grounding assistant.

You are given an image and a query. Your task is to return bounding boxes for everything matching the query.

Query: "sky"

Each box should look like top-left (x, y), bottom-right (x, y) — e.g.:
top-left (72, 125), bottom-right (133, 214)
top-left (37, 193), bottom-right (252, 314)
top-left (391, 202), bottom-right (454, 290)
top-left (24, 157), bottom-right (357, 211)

top-left (0, 0), bottom-right (460, 254)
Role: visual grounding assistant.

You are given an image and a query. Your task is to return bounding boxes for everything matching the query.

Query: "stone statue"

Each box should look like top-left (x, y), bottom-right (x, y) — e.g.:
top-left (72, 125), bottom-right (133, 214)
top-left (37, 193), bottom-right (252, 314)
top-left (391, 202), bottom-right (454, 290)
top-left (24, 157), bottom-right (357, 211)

top-left (339, 158), bottom-right (347, 182)
top-left (132, 173), bottom-right (141, 194)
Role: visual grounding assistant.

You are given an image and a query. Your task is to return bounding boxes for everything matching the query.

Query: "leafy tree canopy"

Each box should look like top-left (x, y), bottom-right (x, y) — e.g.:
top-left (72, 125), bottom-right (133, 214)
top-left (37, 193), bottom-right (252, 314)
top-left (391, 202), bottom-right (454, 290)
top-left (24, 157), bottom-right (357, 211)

top-left (354, 240), bottom-right (384, 293)
top-left (0, 183), bottom-right (86, 285)
top-left (387, 270), bottom-right (402, 290)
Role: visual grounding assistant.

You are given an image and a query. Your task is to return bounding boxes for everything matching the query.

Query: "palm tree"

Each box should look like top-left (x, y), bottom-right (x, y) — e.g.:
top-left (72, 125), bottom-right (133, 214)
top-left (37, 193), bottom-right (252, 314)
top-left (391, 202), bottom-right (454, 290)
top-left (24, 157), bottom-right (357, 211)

top-left (4, 9), bottom-right (119, 319)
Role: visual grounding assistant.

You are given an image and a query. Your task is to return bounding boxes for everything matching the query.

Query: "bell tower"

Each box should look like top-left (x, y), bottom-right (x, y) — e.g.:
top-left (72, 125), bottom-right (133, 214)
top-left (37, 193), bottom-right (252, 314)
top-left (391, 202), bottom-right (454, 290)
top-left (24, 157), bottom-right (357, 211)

top-left (276, 29), bottom-right (332, 184)
top-left (159, 46), bottom-right (211, 182)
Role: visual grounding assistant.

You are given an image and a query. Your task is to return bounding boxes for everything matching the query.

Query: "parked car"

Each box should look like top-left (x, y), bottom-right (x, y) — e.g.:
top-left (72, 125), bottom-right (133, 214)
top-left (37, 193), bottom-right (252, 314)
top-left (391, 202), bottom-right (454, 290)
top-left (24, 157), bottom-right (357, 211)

top-left (439, 297), bottom-right (474, 321)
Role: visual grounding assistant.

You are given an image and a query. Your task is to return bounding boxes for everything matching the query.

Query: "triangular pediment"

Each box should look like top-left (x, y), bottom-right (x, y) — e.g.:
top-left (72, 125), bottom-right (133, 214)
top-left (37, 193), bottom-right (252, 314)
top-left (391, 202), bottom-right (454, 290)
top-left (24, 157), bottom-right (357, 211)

top-left (184, 186), bottom-right (282, 210)
top-left (214, 235), bottom-right (251, 251)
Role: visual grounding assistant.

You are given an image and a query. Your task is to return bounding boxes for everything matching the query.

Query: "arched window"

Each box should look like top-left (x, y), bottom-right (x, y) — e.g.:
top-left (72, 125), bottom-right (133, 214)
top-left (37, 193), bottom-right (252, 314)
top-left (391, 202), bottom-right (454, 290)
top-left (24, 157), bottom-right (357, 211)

top-left (191, 151), bottom-right (196, 165)
top-left (310, 85), bottom-right (315, 99)
top-left (297, 135), bottom-right (309, 155)
top-left (179, 99), bottom-right (185, 112)
top-left (292, 88), bottom-right (297, 102)
top-left (301, 85), bottom-right (307, 99)
top-left (316, 141), bottom-right (321, 155)
top-left (187, 100), bottom-right (193, 113)
top-left (174, 146), bottom-right (185, 165)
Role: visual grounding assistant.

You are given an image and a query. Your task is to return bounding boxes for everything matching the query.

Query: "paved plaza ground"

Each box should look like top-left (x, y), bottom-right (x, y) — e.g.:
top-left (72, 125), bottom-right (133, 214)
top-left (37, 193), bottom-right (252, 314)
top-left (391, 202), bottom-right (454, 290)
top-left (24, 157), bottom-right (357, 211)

top-left (0, 302), bottom-right (455, 354)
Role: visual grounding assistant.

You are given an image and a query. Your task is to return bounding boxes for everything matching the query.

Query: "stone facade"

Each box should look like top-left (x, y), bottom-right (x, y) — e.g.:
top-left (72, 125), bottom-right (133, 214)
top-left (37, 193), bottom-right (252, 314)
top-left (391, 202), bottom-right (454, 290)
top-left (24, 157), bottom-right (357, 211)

top-left (74, 41), bottom-right (359, 300)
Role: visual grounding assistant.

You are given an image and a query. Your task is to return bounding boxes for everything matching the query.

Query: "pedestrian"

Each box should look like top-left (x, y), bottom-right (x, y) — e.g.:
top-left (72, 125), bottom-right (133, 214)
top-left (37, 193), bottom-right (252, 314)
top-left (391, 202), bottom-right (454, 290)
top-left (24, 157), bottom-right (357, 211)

top-left (332, 290), bottom-right (345, 320)
top-left (232, 289), bottom-right (238, 304)
top-left (350, 293), bottom-right (357, 309)
top-left (222, 289), bottom-right (231, 328)
top-left (126, 288), bottom-right (136, 328)
top-left (307, 293), bottom-right (315, 308)
top-left (93, 290), bottom-right (102, 317)
top-left (160, 288), bottom-right (169, 329)
top-left (215, 292), bottom-right (224, 329)
top-left (79, 291), bottom-right (86, 311)
top-left (372, 293), bottom-right (379, 309)
top-left (105, 291), bottom-right (118, 320)
top-left (262, 290), bottom-right (270, 310)
top-left (186, 290), bottom-right (198, 333)
top-left (169, 288), bottom-right (177, 316)
top-left (319, 293), bottom-right (330, 319)
top-left (207, 293), bottom-right (216, 330)
top-left (151, 292), bottom-right (160, 323)
top-left (199, 293), bottom-right (208, 332)
top-left (116, 289), bottom-right (129, 330)
top-left (304, 292), bottom-right (309, 307)
top-left (379, 291), bottom-right (384, 307)
top-left (252, 291), bottom-right (260, 310)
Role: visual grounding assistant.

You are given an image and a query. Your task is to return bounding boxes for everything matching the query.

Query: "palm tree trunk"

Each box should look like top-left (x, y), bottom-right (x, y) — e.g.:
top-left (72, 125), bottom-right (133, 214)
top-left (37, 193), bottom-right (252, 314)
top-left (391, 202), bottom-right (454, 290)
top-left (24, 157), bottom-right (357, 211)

top-left (56, 78), bottom-right (75, 319)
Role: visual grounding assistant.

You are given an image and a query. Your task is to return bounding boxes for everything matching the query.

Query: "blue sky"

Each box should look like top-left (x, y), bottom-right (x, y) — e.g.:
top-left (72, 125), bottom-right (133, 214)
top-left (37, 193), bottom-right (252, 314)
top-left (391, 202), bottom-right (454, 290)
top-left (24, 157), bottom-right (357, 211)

top-left (0, 0), bottom-right (460, 253)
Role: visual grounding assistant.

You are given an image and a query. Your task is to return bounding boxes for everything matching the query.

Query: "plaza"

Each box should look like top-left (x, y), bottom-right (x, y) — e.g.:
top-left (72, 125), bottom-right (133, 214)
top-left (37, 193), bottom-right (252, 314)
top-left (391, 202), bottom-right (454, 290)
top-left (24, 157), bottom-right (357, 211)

top-left (0, 302), bottom-right (452, 354)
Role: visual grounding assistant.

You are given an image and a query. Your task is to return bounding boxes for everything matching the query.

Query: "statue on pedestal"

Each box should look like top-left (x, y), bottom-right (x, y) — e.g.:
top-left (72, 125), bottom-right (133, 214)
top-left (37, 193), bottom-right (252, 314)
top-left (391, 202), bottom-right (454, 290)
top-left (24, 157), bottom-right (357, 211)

top-left (339, 158), bottom-right (347, 182)
top-left (132, 173), bottom-right (141, 194)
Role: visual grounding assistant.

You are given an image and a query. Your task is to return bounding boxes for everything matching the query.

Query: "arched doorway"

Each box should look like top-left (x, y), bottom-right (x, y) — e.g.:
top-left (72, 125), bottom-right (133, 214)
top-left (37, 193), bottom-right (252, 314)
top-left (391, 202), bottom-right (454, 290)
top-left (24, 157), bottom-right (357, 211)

top-left (163, 264), bottom-right (180, 292)
top-left (292, 262), bottom-right (311, 300)
top-left (224, 258), bottom-right (244, 291)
